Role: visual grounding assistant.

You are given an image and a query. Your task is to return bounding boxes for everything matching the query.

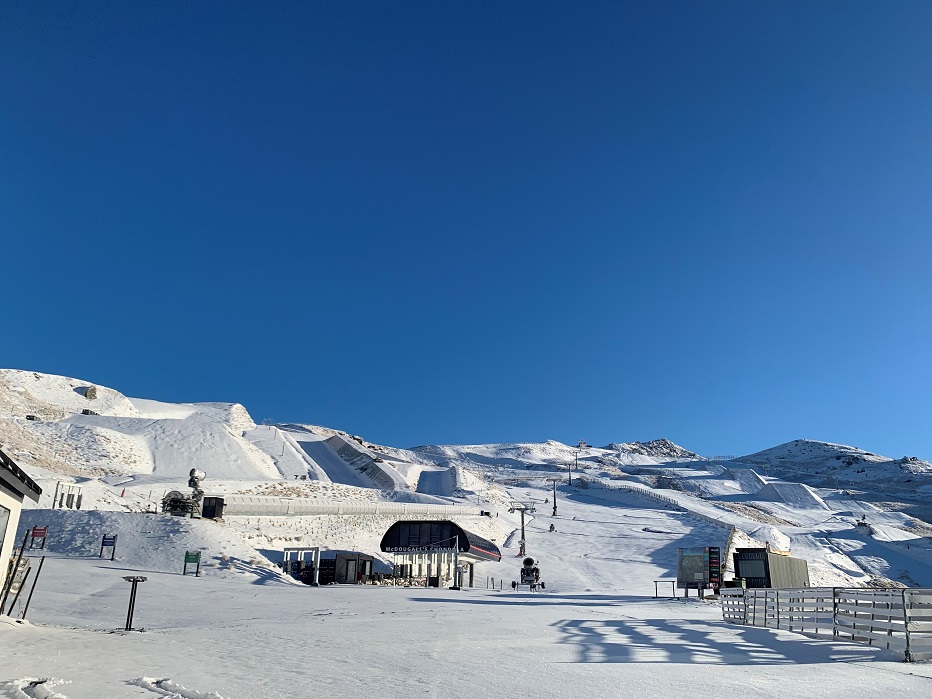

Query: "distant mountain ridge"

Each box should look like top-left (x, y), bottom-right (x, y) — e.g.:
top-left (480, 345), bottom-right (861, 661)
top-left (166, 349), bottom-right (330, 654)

top-left (2, 369), bottom-right (929, 493)
top-left (735, 438), bottom-right (932, 490)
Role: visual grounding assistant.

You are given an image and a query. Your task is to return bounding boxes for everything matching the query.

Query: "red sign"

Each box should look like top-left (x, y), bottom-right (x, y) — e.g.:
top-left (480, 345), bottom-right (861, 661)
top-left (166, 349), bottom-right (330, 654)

top-left (31, 526), bottom-right (48, 537)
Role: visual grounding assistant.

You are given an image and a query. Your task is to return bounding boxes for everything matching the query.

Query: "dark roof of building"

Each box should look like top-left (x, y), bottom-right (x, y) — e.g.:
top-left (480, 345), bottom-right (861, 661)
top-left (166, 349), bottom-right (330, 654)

top-left (0, 446), bottom-right (42, 502)
top-left (380, 520), bottom-right (501, 562)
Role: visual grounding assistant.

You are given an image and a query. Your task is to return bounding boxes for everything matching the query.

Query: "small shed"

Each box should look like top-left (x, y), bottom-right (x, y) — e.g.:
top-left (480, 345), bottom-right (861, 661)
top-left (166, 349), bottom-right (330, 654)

top-left (733, 548), bottom-right (810, 588)
top-left (201, 496), bottom-right (225, 519)
top-left (318, 551), bottom-right (375, 584)
top-left (0, 447), bottom-right (42, 580)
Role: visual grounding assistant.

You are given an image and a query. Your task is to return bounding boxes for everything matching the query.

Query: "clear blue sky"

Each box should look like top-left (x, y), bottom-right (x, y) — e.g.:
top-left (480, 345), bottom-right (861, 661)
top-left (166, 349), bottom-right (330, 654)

top-left (2, 2), bottom-right (931, 458)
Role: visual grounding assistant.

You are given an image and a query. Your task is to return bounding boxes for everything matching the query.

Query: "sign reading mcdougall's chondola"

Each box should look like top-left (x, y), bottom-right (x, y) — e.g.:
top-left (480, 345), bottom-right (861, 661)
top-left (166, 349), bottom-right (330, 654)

top-left (380, 520), bottom-right (501, 562)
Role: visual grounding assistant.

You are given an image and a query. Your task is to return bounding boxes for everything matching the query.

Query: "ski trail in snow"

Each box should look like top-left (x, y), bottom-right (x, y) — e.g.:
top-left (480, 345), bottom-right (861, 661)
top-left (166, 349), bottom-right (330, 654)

top-left (0, 678), bottom-right (71, 699)
top-left (129, 677), bottom-right (227, 699)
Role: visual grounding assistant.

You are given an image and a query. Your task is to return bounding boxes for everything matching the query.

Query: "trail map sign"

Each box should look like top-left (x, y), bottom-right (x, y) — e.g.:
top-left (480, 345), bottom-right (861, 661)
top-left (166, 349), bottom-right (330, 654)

top-left (676, 546), bottom-right (721, 590)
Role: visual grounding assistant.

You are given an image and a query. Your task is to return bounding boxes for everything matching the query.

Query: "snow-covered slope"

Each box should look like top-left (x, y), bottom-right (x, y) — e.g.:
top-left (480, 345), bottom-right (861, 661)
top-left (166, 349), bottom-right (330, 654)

top-left (410, 438), bottom-right (691, 474)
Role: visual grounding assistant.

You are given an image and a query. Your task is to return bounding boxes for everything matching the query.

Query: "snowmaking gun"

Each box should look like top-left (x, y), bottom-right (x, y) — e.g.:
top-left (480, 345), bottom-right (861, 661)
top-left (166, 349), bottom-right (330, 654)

top-left (161, 469), bottom-right (206, 517)
top-left (512, 557), bottom-right (545, 592)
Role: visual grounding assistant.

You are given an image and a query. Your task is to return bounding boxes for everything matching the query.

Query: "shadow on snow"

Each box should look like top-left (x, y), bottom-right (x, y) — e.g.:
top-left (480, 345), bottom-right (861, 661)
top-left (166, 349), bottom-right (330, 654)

top-left (549, 617), bottom-right (894, 665)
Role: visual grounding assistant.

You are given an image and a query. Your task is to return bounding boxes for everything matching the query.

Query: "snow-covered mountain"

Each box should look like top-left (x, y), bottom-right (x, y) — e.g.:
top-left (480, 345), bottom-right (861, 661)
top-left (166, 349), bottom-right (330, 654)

top-left (735, 438), bottom-right (932, 490)
top-left (4, 368), bottom-right (932, 594)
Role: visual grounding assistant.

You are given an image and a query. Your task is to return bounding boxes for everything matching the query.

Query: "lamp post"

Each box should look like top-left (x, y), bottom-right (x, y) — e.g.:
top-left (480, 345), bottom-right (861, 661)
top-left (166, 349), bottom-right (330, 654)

top-left (451, 536), bottom-right (461, 590)
top-left (122, 576), bottom-right (147, 631)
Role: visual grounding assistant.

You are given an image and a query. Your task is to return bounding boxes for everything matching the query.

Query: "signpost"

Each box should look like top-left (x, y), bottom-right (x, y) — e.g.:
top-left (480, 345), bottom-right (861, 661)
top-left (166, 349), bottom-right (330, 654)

top-left (100, 534), bottom-right (118, 561)
top-left (28, 526), bottom-right (48, 549)
top-left (708, 546), bottom-right (722, 589)
top-left (183, 551), bottom-right (202, 577)
top-left (676, 546), bottom-right (722, 598)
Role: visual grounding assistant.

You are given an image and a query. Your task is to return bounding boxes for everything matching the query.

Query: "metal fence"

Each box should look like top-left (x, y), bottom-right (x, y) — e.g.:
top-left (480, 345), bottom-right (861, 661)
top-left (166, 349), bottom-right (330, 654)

top-left (572, 476), bottom-right (687, 510)
top-left (720, 587), bottom-right (932, 662)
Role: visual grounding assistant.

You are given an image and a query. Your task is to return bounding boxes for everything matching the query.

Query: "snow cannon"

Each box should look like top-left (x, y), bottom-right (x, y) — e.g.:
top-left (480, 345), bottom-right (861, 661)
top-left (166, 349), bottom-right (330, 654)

top-left (512, 557), bottom-right (544, 592)
top-left (187, 469), bottom-right (206, 507)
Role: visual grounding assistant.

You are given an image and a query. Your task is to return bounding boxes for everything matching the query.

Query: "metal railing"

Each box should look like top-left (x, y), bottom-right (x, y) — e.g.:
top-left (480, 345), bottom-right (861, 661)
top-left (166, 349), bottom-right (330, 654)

top-left (720, 587), bottom-right (932, 662)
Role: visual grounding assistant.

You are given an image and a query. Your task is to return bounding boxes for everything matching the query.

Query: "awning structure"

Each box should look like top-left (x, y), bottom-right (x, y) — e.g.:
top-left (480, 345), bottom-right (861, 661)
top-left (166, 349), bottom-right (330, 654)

top-left (380, 520), bottom-right (500, 589)
top-left (380, 520), bottom-right (501, 562)
top-left (0, 447), bottom-right (41, 503)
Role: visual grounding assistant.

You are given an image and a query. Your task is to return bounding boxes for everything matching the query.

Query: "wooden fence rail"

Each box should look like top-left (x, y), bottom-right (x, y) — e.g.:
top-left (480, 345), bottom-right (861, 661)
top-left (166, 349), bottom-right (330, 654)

top-left (720, 587), bottom-right (932, 661)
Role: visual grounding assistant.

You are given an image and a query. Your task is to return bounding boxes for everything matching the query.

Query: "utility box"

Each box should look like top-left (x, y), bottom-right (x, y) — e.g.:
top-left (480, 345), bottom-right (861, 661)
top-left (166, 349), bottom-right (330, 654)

top-left (733, 548), bottom-right (809, 588)
top-left (201, 497), bottom-right (225, 519)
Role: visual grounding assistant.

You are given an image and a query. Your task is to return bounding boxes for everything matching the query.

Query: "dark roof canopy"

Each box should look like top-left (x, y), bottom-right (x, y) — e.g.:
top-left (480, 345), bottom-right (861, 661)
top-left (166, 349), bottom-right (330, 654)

top-left (0, 447), bottom-right (41, 502)
top-left (380, 520), bottom-right (501, 562)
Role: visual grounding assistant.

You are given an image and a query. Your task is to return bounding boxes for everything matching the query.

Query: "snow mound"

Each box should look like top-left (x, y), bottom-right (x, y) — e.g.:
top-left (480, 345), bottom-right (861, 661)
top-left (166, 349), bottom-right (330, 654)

top-left (0, 370), bottom-right (281, 479)
top-left (605, 439), bottom-right (701, 461)
top-left (726, 468), bottom-right (767, 494)
top-left (756, 482), bottom-right (829, 510)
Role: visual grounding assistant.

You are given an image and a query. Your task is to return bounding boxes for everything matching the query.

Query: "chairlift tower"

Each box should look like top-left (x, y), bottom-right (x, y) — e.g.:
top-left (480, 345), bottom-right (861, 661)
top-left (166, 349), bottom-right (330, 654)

top-left (546, 477), bottom-right (561, 516)
top-left (573, 441), bottom-right (587, 484)
top-left (508, 502), bottom-right (536, 557)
